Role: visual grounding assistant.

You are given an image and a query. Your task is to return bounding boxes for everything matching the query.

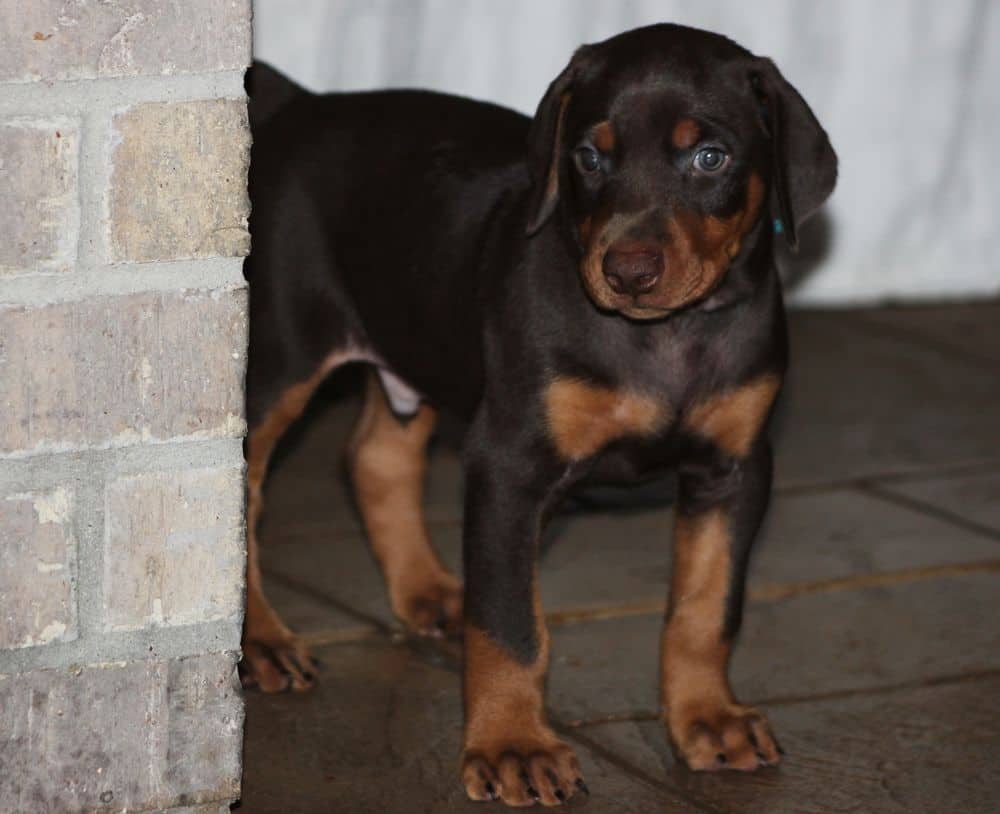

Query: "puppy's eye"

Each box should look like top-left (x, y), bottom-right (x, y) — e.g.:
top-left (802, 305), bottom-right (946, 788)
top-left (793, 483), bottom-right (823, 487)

top-left (574, 146), bottom-right (602, 174)
top-left (693, 147), bottom-right (730, 174)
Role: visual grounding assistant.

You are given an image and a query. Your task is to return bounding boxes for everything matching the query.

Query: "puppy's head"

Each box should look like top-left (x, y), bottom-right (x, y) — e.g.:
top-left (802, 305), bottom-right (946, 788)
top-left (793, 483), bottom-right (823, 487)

top-left (526, 24), bottom-right (837, 319)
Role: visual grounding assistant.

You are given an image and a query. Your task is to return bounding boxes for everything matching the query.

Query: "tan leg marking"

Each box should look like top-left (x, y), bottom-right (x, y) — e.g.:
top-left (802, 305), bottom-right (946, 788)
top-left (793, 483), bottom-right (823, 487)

top-left (243, 351), bottom-right (355, 693)
top-left (346, 370), bottom-right (461, 635)
top-left (683, 373), bottom-right (781, 458)
top-left (545, 377), bottom-right (670, 462)
top-left (661, 509), bottom-right (780, 770)
top-left (462, 584), bottom-right (585, 807)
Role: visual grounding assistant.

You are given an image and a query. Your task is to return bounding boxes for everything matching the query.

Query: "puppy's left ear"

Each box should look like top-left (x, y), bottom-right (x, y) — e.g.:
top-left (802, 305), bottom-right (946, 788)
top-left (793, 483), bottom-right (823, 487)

top-left (525, 47), bottom-right (591, 236)
top-left (749, 58), bottom-right (838, 251)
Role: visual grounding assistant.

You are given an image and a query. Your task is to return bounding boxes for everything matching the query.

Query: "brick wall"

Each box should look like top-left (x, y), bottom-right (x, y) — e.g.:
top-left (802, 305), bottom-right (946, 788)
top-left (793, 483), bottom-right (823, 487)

top-left (0, 3), bottom-right (252, 812)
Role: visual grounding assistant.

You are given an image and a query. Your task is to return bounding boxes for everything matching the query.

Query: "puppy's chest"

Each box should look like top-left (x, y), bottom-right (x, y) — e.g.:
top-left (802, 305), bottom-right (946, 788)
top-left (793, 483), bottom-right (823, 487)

top-left (543, 348), bottom-right (777, 465)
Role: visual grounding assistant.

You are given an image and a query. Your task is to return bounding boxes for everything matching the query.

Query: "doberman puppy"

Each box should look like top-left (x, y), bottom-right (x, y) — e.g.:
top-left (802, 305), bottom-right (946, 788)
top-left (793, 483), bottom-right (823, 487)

top-left (243, 23), bottom-right (836, 806)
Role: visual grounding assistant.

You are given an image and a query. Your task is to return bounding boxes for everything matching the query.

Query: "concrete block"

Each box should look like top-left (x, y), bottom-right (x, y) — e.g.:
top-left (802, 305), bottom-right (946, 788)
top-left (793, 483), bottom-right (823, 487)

top-left (0, 653), bottom-right (243, 813)
top-left (0, 118), bottom-right (79, 274)
top-left (109, 100), bottom-right (250, 263)
top-left (0, 487), bottom-right (77, 649)
top-left (0, 0), bottom-right (251, 83)
top-left (0, 288), bottom-right (247, 456)
top-left (104, 466), bottom-right (245, 631)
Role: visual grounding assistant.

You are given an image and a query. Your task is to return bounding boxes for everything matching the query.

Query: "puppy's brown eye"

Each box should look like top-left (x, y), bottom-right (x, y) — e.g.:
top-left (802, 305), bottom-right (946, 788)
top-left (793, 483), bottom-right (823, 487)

top-left (574, 146), bottom-right (602, 174)
top-left (693, 146), bottom-right (729, 173)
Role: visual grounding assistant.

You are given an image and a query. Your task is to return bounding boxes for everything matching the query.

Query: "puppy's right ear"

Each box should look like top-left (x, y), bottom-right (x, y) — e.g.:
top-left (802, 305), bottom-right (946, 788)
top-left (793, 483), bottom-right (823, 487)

top-left (525, 47), bottom-right (590, 236)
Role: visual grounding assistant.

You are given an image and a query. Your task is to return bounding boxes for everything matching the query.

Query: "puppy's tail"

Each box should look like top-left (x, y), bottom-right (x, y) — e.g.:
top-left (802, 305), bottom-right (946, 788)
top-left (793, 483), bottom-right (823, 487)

top-left (246, 61), bottom-right (307, 127)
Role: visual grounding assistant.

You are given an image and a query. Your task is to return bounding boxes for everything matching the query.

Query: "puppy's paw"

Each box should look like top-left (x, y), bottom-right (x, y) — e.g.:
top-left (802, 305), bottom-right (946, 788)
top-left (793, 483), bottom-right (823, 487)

top-left (392, 570), bottom-right (463, 638)
top-left (241, 593), bottom-right (317, 693)
top-left (669, 703), bottom-right (781, 771)
top-left (462, 736), bottom-right (587, 807)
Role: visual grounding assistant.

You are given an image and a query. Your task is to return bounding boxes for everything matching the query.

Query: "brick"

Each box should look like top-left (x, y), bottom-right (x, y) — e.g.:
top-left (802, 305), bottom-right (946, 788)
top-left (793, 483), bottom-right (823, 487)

top-left (0, 288), bottom-right (247, 455)
top-left (0, 119), bottom-right (79, 274)
top-left (0, 0), bottom-right (250, 83)
top-left (110, 100), bottom-right (250, 263)
top-left (0, 487), bottom-right (77, 649)
top-left (104, 467), bottom-right (245, 631)
top-left (0, 654), bottom-right (243, 813)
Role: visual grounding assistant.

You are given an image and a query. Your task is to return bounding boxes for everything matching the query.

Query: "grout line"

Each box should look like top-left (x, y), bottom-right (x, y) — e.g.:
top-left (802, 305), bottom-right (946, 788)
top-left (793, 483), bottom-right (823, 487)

top-left (299, 626), bottom-right (380, 647)
top-left (748, 559), bottom-right (1000, 601)
top-left (546, 599), bottom-right (665, 626)
top-left (858, 481), bottom-right (1000, 544)
top-left (562, 710), bottom-right (659, 729)
top-left (0, 620), bottom-right (242, 674)
top-left (0, 258), bottom-right (247, 307)
top-left (567, 668), bottom-right (1000, 730)
top-left (773, 458), bottom-right (1000, 496)
top-left (542, 559), bottom-right (1000, 628)
top-left (0, 71), bottom-right (246, 117)
top-left (749, 667), bottom-right (1000, 708)
top-left (261, 569), bottom-right (395, 635)
top-left (553, 724), bottom-right (729, 814)
top-left (0, 438), bottom-right (244, 485)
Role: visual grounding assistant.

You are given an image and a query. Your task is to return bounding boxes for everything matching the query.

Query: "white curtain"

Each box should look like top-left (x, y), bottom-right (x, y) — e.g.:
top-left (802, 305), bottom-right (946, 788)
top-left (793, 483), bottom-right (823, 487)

top-left (254, 0), bottom-right (1000, 305)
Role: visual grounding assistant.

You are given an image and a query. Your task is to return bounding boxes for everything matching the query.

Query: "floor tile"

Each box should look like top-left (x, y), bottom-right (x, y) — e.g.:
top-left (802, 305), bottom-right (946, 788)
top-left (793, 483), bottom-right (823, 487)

top-left (773, 311), bottom-right (1000, 486)
top-left (855, 301), bottom-right (1000, 366)
top-left (877, 469), bottom-right (1000, 535)
top-left (581, 674), bottom-right (1000, 813)
top-left (260, 522), bottom-right (462, 630)
top-left (243, 306), bottom-right (1000, 813)
top-left (240, 640), bottom-right (688, 813)
top-left (750, 485), bottom-right (1000, 585)
top-left (544, 573), bottom-right (1000, 723)
top-left (262, 578), bottom-right (362, 635)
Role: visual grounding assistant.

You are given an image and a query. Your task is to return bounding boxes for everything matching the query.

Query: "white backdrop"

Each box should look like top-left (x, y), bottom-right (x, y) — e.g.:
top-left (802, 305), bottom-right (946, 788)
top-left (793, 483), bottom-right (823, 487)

top-left (254, 0), bottom-right (1000, 305)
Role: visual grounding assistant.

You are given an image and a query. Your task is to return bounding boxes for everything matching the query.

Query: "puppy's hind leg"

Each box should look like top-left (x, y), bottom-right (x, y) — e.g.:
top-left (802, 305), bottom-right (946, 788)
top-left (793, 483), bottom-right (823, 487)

top-left (243, 349), bottom-right (360, 692)
top-left (346, 369), bottom-right (462, 636)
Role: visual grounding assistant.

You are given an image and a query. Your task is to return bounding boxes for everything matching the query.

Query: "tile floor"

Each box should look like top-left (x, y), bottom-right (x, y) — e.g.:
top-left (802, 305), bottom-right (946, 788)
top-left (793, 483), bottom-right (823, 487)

top-left (238, 303), bottom-right (1000, 813)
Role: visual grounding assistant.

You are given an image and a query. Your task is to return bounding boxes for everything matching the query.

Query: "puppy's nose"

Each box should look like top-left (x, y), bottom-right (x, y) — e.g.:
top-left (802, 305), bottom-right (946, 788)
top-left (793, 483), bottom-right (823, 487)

top-left (602, 246), bottom-right (663, 296)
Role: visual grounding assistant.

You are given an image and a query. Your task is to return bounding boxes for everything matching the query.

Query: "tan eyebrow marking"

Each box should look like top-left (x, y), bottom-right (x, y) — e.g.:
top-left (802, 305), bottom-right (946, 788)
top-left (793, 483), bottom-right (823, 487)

top-left (672, 118), bottom-right (701, 149)
top-left (591, 120), bottom-right (615, 152)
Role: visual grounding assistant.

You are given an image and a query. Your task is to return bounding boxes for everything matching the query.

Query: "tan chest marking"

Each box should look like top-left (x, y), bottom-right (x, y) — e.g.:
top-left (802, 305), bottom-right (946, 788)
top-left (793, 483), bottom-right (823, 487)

top-left (683, 373), bottom-right (781, 458)
top-left (545, 378), bottom-right (671, 461)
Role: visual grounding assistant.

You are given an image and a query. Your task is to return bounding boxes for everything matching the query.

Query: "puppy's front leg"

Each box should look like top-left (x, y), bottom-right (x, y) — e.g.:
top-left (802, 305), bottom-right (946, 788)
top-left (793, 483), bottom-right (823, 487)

top-left (459, 419), bottom-right (585, 807)
top-left (664, 374), bottom-right (783, 770)
top-left (662, 441), bottom-right (781, 771)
